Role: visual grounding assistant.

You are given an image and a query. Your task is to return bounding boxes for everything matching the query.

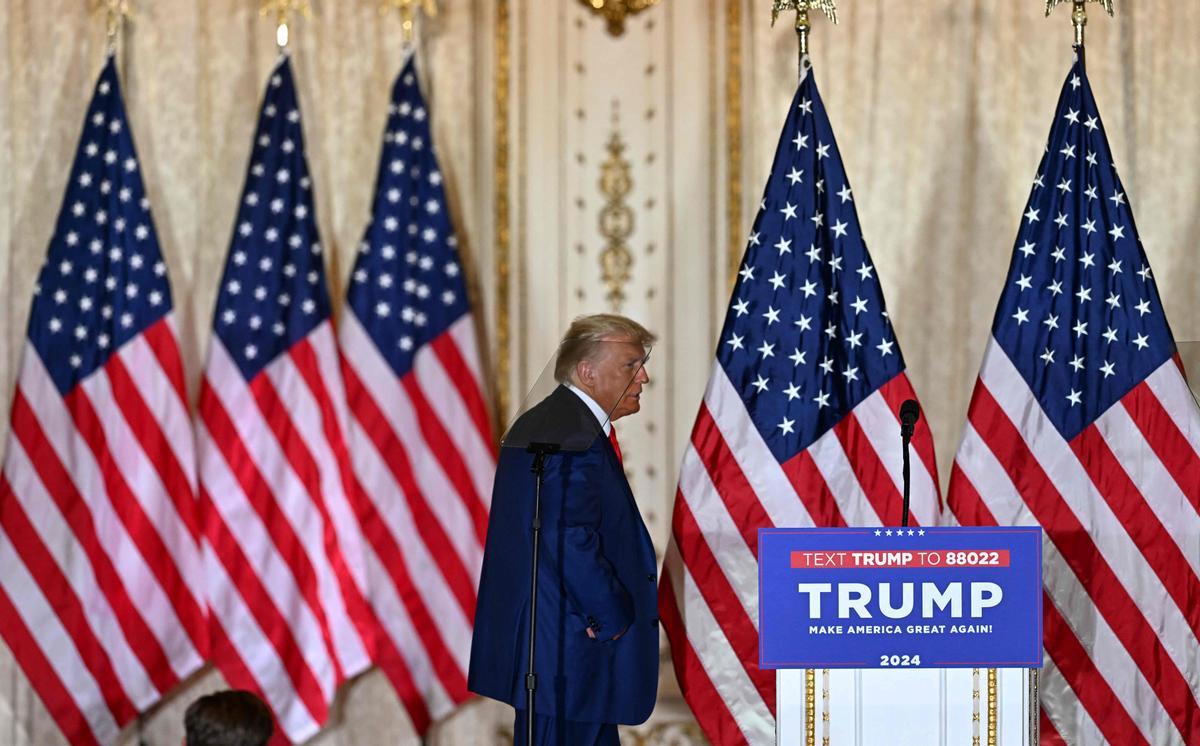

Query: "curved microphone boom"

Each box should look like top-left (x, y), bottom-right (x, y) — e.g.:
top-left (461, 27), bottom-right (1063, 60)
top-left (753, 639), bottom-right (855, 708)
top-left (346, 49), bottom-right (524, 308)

top-left (898, 400), bottom-right (920, 527)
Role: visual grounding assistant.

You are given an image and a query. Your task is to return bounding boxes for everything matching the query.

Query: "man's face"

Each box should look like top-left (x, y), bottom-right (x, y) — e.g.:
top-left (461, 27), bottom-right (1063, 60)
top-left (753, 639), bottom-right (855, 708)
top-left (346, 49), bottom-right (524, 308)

top-left (576, 336), bottom-right (650, 421)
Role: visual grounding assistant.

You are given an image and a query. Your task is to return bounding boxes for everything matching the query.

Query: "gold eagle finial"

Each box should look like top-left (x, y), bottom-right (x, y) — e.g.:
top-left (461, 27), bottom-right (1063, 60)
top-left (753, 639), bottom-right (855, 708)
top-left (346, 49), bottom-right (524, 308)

top-left (1045, 0), bottom-right (1114, 18)
top-left (771, 0), bottom-right (838, 27)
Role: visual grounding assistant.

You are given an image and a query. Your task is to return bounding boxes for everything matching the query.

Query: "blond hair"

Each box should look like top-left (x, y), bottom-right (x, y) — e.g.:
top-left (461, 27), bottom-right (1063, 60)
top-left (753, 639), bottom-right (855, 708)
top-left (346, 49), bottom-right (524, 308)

top-left (554, 313), bottom-right (657, 383)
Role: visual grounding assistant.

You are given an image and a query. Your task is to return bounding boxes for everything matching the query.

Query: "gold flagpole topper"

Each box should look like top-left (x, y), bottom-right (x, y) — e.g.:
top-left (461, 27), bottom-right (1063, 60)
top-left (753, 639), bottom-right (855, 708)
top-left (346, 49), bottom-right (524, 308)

top-left (260, 0), bottom-right (311, 51)
top-left (379, 0), bottom-right (439, 47)
top-left (770, 0), bottom-right (838, 62)
top-left (92, 0), bottom-right (135, 50)
top-left (1045, 0), bottom-right (1115, 47)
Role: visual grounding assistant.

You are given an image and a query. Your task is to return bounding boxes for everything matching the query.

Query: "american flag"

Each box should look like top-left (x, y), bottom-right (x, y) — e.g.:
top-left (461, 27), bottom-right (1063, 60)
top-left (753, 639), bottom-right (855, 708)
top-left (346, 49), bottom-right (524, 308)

top-left (195, 57), bottom-right (379, 742)
top-left (659, 61), bottom-right (941, 745)
top-left (338, 55), bottom-right (494, 733)
top-left (0, 55), bottom-right (206, 745)
top-left (947, 52), bottom-right (1200, 745)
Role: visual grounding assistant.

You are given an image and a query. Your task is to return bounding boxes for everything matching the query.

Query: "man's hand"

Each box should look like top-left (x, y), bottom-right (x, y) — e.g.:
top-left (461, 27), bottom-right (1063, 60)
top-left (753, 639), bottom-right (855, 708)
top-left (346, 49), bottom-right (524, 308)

top-left (586, 626), bottom-right (625, 641)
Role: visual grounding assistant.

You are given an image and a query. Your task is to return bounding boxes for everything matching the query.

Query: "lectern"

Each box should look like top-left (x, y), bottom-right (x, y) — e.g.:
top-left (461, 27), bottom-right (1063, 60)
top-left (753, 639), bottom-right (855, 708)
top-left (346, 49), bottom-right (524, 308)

top-left (760, 527), bottom-right (1043, 745)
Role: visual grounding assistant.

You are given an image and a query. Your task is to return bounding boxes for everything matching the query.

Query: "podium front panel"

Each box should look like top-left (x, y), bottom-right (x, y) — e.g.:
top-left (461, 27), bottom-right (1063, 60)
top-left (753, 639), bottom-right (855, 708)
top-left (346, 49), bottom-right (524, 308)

top-left (777, 668), bottom-right (1038, 745)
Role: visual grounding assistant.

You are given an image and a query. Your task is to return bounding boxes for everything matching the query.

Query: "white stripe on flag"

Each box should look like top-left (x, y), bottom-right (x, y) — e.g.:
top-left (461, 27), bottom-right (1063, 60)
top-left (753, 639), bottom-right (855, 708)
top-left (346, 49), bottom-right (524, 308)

top-left (806, 426), bottom-right (877, 526)
top-left (3, 437), bottom-right (159, 709)
top-left (957, 412), bottom-right (1173, 743)
top-left (1040, 658), bottom-right (1106, 746)
top-left (1145, 361), bottom-right (1200, 457)
top-left (197, 420), bottom-right (338, 700)
top-left (0, 532), bottom-right (120, 744)
top-left (200, 539), bottom-right (322, 741)
top-left (264, 333), bottom-right (371, 676)
top-left (676, 443), bottom-right (761, 625)
top-left (18, 352), bottom-right (187, 651)
top-left (78, 368), bottom-right (202, 669)
top-left (347, 418), bottom-right (472, 663)
top-left (360, 545), bottom-right (456, 715)
top-left (121, 318), bottom-right (198, 495)
top-left (668, 547), bottom-right (773, 743)
top-left (703, 362), bottom-right (815, 528)
top-left (1099, 399), bottom-right (1200, 579)
top-left (412, 339), bottom-right (494, 509)
top-left (978, 341), bottom-right (1200, 663)
top-left (341, 312), bottom-right (482, 576)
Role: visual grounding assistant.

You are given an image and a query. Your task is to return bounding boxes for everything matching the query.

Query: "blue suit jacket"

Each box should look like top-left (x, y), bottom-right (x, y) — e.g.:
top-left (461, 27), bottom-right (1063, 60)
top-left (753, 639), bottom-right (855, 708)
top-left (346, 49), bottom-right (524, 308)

top-left (468, 386), bottom-right (659, 725)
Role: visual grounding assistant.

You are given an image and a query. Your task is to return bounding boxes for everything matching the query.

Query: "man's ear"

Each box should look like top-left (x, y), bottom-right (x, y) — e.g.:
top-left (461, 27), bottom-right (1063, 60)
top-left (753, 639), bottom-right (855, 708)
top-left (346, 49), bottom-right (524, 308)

top-left (575, 359), bottom-right (594, 387)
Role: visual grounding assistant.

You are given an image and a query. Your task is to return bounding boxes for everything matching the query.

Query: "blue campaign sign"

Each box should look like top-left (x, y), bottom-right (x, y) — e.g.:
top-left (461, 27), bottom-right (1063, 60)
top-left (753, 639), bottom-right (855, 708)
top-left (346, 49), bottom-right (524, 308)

top-left (759, 527), bottom-right (1043, 669)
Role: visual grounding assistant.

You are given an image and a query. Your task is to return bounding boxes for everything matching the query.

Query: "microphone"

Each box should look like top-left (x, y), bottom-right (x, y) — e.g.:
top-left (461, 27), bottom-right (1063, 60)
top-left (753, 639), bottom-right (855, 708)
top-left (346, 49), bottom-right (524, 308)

top-left (899, 399), bottom-right (920, 440)
top-left (898, 400), bottom-right (920, 527)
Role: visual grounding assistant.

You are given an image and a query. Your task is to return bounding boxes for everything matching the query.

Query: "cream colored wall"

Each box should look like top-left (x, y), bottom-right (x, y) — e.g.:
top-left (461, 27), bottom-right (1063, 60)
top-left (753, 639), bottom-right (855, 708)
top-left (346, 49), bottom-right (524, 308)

top-left (2, 1), bottom-right (1199, 745)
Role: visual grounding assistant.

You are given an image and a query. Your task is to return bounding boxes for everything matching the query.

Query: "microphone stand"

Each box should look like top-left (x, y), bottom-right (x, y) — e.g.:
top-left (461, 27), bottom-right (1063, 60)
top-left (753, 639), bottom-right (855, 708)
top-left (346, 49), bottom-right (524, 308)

top-left (900, 421), bottom-right (913, 527)
top-left (523, 441), bottom-right (559, 745)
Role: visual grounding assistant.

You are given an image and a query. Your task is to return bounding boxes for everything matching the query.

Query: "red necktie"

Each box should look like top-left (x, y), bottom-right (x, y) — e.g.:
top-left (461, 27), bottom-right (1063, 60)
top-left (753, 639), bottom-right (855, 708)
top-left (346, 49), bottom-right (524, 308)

top-left (608, 427), bottom-right (623, 465)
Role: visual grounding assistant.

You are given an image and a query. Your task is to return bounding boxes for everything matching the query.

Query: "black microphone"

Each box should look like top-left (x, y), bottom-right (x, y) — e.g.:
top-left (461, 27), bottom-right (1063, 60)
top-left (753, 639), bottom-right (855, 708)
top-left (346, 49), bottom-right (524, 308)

top-left (898, 400), bottom-right (920, 527)
top-left (899, 399), bottom-right (920, 439)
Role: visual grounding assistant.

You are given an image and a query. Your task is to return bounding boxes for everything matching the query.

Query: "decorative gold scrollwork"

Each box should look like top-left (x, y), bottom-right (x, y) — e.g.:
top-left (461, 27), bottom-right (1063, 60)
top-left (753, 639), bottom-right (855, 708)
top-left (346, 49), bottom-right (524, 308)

top-left (578, 0), bottom-right (662, 37)
top-left (598, 130), bottom-right (635, 310)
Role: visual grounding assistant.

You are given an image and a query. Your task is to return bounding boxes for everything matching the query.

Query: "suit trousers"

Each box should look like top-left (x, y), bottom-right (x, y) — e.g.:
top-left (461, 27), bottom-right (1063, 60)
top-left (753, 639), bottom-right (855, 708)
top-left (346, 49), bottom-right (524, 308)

top-left (512, 707), bottom-right (620, 746)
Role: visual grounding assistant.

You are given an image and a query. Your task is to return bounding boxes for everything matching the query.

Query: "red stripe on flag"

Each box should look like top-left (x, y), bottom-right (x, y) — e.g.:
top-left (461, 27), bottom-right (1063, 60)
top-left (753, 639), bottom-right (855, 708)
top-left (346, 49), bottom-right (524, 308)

top-left (340, 474), bottom-right (469, 706)
top-left (1041, 591), bottom-right (1146, 746)
top-left (832, 412), bottom-right (907, 526)
top-left (141, 319), bottom-right (190, 407)
top-left (671, 492), bottom-right (776, 714)
top-left (431, 333), bottom-right (495, 451)
top-left (691, 404), bottom-right (773, 555)
top-left (206, 611), bottom-right (302, 744)
top-left (1121, 382), bottom-right (1200, 515)
top-left (658, 566), bottom-right (750, 746)
top-left (200, 484), bottom-right (330, 725)
top-left (400, 375), bottom-right (488, 542)
top-left (1070, 425), bottom-right (1200, 636)
top-left (247, 361), bottom-right (354, 682)
top-left (779, 450), bottom-right (849, 528)
top-left (1038, 708), bottom-right (1067, 746)
top-left (11, 390), bottom-right (178, 696)
top-left (0, 475), bottom-right (138, 726)
top-left (946, 462), bottom-right (999, 528)
top-left (367, 622), bottom-right (435, 734)
top-left (970, 384), bottom-right (1200, 739)
top-left (0, 572), bottom-right (101, 746)
top-left (198, 379), bottom-right (336, 665)
top-left (288, 340), bottom-right (384, 652)
top-left (103, 352), bottom-right (201, 545)
top-left (342, 362), bottom-right (477, 619)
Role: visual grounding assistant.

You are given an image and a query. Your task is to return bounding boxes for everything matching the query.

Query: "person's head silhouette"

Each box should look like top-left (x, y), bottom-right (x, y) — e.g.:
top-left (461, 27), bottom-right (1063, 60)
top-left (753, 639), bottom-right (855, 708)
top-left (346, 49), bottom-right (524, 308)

top-left (183, 689), bottom-right (273, 746)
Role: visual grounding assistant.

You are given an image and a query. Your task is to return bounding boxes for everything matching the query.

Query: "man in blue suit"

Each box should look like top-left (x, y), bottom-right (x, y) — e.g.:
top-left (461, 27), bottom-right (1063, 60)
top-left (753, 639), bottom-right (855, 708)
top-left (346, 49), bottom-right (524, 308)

top-left (469, 314), bottom-right (659, 745)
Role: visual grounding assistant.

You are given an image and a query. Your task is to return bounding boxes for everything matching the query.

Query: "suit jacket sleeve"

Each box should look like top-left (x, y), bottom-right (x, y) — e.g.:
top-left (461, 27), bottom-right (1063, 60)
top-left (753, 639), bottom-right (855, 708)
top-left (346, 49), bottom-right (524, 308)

top-left (557, 454), bottom-right (634, 638)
